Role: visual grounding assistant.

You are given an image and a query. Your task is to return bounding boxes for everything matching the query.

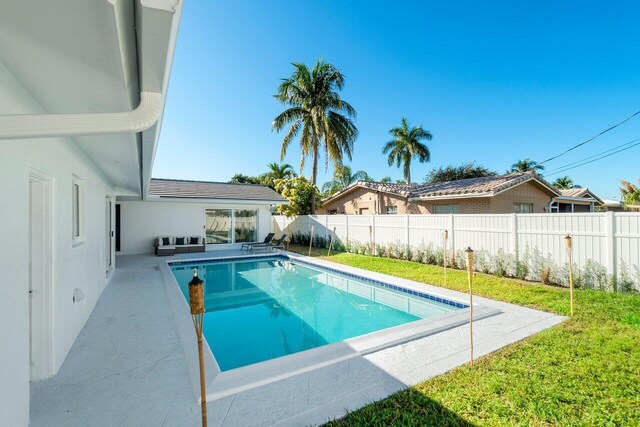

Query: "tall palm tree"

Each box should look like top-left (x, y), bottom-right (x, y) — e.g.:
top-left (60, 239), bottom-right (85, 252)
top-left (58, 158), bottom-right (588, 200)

top-left (321, 165), bottom-right (371, 196)
top-left (272, 59), bottom-right (358, 213)
top-left (510, 158), bottom-right (545, 174)
top-left (553, 176), bottom-right (574, 189)
top-left (383, 117), bottom-right (433, 184)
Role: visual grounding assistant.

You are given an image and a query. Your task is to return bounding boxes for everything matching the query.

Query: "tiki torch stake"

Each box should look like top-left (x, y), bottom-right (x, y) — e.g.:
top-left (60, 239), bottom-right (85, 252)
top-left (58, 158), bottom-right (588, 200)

top-left (309, 224), bottom-right (315, 256)
top-left (188, 269), bottom-right (207, 427)
top-left (327, 227), bottom-right (336, 257)
top-left (465, 247), bottom-right (475, 366)
top-left (565, 234), bottom-right (574, 317)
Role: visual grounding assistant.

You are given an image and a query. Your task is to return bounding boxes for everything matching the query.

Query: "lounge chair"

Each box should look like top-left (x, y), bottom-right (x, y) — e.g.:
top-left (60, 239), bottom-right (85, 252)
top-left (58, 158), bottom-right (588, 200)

top-left (269, 234), bottom-right (288, 252)
top-left (250, 234), bottom-right (287, 252)
top-left (241, 232), bottom-right (275, 251)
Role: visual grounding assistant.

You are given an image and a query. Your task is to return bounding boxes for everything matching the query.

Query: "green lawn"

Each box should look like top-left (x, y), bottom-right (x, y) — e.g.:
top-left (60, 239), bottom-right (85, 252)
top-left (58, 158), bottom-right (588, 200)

top-left (286, 244), bottom-right (640, 426)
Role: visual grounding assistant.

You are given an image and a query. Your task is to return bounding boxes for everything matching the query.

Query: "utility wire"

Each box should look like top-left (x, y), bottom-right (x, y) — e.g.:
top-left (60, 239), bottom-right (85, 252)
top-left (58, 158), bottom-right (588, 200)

top-left (547, 137), bottom-right (640, 173)
top-left (546, 137), bottom-right (640, 177)
top-left (538, 108), bottom-right (640, 166)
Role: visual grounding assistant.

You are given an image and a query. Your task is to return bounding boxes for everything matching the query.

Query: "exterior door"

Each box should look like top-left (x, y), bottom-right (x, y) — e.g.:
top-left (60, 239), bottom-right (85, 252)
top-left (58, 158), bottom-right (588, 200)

top-left (29, 171), bottom-right (53, 380)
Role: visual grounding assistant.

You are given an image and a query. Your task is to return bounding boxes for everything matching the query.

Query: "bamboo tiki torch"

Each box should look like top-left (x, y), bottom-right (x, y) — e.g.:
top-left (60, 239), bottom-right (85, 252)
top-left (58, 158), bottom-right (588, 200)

top-left (465, 247), bottom-right (475, 366)
top-left (327, 227), bottom-right (336, 257)
top-left (443, 230), bottom-right (449, 286)
top-left (565, 234), bottom-right (574, 316)
top-left (188, 269), bottom-right (207, 427)
top-left (309, 224), bottom-right (315, 256)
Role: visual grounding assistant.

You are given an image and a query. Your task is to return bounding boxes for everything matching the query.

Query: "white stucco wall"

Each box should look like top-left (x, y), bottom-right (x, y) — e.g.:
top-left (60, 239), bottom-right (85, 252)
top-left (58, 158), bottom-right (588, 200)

top-left (0, 63), bottom-right (116, 425)
top-left (118, 200), bottom-right (274, 254)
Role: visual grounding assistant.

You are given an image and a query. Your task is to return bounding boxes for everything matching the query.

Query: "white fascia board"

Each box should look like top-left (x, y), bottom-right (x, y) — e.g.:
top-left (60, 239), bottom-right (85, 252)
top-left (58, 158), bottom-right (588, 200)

top-left (408, 192), bottom-right (493, 202)
top-left (0, 92), bottom-right (161, 139)
top-left (141, 196), bottom-right (289, 206)
top-left (554, 196), bottom-right (598, 203)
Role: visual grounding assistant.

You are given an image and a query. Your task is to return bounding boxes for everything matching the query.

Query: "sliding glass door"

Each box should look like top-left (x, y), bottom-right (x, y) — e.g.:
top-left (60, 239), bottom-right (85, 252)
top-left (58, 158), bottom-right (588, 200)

top-left (205, 208), bottom-right (258, 245)
top-left (205, 209), bottom-right (232, 244)
top-left (234, 209), bottom-right (257, 243)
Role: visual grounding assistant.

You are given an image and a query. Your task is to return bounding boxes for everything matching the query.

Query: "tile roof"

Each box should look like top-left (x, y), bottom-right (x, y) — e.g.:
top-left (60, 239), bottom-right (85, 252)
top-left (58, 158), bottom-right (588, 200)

top-left (558, 188), bottom-right (603, 204)
top-left (324, 171), bottom-right (559, 202)
top-left (148, 178), bottom-right (287, 202)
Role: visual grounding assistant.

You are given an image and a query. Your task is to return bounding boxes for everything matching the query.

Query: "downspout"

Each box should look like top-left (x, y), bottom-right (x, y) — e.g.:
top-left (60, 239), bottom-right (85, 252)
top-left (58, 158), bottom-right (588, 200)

top-left (0, 91), bottom-right (162, 140)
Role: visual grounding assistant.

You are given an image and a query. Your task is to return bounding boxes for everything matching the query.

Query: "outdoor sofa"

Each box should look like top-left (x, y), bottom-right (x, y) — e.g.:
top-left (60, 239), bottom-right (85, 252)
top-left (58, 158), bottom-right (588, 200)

top-left (155, 236), bottom-right (205, 256)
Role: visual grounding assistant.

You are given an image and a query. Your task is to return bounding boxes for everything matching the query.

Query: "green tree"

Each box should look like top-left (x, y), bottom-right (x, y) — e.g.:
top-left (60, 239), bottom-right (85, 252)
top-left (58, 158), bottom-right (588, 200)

top-left (620, 177), bottom-right (640, 206)
top-left (229, 173), bottom-right (260, 184)
top-left (424, 162), bottom-right (497, 184)
top-left (553, 176), bottom-right (575, 189)
top-left (379, 176), bottom-right (392, 184)
top-left (274, 176), bottom-right (322, 217)
top-left (321, 165), bottom-right (371, 196)
top-left (383, 117), bottom-right (433, 184)
top-left (272, 59), bottom-right (358, 214)
top-left (510, 158), bottom-right (545, 174)
top-left (261, 162), bottom-right (296, 189)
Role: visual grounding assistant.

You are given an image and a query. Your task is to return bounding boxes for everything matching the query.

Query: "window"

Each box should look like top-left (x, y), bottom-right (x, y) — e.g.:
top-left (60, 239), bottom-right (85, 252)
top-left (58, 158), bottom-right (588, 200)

top-left (72, 176), bottom-right (84, 245)
top-left (205, 208), bottom-right (258, 244)
top-left (514, 203), bottom-right (534, 213)
top-left (433, 204), bottom-right (460, 214)
top-left (386, 206), bottom-right (398, 214)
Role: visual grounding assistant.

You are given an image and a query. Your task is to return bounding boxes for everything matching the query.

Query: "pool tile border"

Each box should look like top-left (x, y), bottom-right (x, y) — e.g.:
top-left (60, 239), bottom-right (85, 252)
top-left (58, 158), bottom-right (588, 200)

top-left (168, 254), bottom-right (467, 309)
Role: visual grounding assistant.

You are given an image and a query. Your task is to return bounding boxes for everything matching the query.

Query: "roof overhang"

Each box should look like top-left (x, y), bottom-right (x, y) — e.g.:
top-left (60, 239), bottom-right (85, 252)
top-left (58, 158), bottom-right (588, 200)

top-left (0, 0), bottom-right (182, 197)
top-left (553, 196), bottom-right (601, 204)
top-left (118, 195), bottom-right (288, 206)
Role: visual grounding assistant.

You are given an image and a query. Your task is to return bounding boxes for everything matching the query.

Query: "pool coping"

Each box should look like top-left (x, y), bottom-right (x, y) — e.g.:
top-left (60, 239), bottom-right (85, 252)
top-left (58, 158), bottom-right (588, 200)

top-left (160, 252), bottom-right (501, 402)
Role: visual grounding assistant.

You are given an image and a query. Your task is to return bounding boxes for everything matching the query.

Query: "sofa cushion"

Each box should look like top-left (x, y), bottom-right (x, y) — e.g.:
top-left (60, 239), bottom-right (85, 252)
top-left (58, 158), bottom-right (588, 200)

top-left (161, 237), bottom-right (171, 246)
top-left (175, 237), bottom-right (185, 246)
top-left (189, 236), bottom-right (199, 245)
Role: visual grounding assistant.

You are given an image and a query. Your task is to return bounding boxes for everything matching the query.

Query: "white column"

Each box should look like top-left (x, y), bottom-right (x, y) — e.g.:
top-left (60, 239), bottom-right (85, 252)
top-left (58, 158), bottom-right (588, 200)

top-left (406, 214), bottom-right (410, 251)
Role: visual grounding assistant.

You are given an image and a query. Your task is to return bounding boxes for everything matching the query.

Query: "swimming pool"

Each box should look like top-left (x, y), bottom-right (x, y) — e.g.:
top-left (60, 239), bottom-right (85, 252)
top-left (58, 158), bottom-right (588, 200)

top-left (170, 255), bottom-right (465, 371)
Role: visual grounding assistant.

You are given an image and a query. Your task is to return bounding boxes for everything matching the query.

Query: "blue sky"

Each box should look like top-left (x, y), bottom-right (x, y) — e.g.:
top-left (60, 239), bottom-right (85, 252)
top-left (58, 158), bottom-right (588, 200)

top-left (153, 1), bottom-right (640, 200)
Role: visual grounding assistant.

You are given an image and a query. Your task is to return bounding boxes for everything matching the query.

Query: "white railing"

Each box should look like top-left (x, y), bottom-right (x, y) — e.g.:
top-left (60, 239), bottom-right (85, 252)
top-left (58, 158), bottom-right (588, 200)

top-left (272, 213), bottom-right (640, 291)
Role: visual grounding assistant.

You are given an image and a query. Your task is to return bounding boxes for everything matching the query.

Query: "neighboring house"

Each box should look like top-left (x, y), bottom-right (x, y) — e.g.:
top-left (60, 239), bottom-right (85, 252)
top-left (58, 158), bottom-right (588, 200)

top-left (118, 179), bottom-right (287, 254)
top-left (550, 188), bottom-right (604, 212)
top-left (319, 172), bottom-right (560, 215)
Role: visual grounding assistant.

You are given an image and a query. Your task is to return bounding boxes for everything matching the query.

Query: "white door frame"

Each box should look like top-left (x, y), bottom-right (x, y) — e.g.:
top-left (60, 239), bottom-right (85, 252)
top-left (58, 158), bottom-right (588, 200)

top-left (105, 195), bottom-right (114, 277)
top-left (29, 169), bottom-right (54, 381)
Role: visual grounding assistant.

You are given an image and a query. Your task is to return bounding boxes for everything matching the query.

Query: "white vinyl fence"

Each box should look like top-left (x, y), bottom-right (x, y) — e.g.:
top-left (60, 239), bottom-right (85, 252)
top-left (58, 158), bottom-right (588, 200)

top-left (272, 213), bottom-right (640, 291)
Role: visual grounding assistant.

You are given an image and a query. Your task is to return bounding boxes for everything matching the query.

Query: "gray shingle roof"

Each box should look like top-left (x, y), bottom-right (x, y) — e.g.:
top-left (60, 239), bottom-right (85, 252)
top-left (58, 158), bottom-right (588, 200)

top-left (148, 178), bottom-right (287, 202)
top-left (324, 172), bottom-right (559, 202)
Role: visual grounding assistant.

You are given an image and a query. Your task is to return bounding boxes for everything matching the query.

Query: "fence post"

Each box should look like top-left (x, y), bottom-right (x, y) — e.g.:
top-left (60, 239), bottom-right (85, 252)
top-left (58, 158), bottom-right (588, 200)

top-left (406, 214), bottom-right (410, 252)
top-left (325, 215), bottom-right (329, 243)
top-left (606, 211), bottom-right (617, 288)
top-left (308, 215), bottom-right (312, 236)
top-left (372, 215), bottom-right (376, 255)
top-left (345, 214), bottom-right (349, 244)
top-left (511, 213), bottom-right (519, 258)
top-left (449, 214), bottom-right (456, 265)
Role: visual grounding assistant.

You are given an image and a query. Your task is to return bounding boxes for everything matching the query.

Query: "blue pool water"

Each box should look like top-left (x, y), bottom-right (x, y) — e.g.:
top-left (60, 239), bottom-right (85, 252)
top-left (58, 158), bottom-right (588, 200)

top-left (170, 256), bottom-right (461, 371)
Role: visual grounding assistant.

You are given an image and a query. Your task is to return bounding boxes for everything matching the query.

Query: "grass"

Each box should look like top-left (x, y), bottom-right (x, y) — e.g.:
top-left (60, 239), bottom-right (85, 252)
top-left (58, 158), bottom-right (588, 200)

top-left (286, 244), bottom-right (640, 426)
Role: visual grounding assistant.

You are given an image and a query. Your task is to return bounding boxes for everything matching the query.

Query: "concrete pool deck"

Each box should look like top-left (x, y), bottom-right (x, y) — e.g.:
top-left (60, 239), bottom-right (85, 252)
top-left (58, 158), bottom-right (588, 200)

top-left (30, 252), bottom-right (565, 426)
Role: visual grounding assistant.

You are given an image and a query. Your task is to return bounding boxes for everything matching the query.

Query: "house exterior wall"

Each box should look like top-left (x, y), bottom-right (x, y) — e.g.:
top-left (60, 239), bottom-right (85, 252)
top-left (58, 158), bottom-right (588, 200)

top-left (319, 181), bottom-right (554, 215)
top-left (118, 201), bottom-right (274, 254)
top-left (0, 63), bottom-right (116, 425)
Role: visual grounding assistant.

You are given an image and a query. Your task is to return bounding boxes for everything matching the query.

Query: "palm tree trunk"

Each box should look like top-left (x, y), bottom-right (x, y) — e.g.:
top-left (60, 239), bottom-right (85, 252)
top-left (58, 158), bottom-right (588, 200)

top-left (310, 144), bottom-right (319, 214)
top-left (405, 160), bottom-right (411, 184)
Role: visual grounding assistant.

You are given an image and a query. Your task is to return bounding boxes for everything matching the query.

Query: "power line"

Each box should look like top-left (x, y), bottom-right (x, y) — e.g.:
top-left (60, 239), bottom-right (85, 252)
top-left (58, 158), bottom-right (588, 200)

top-left (547, 137), bottom-right (640, 173)
top-left (538, 108), bottom-right (640, 166)
top-left (546, 137), bottom-right (640, 177)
